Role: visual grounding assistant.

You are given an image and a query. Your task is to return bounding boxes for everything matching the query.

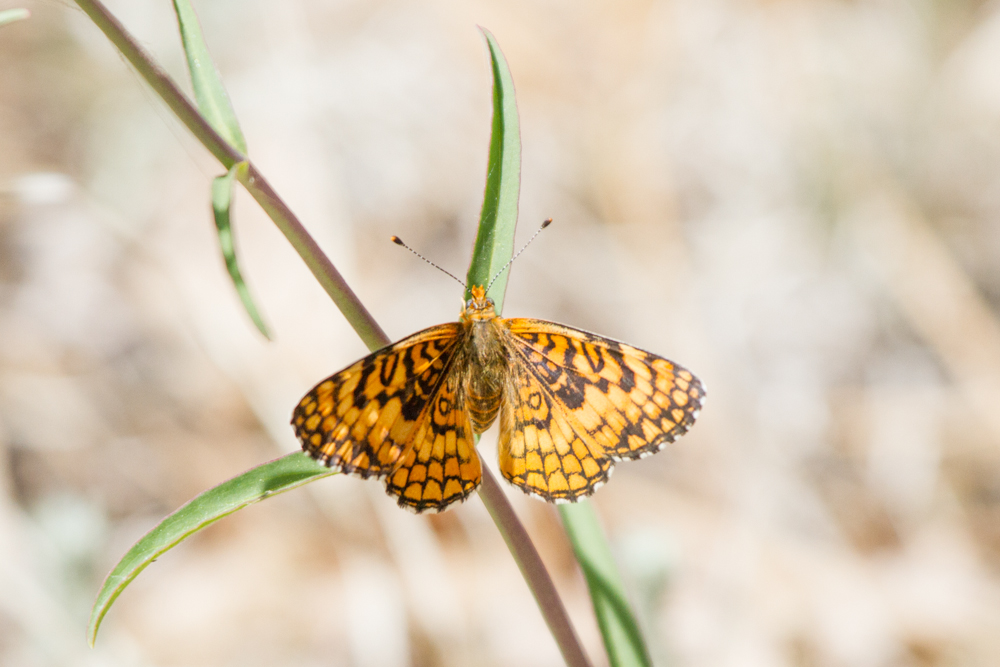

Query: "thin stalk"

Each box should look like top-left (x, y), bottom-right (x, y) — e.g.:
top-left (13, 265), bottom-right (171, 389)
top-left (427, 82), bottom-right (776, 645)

top-left (239, 163), bottom-right (388, 350)
top-left (72, 0), bottom-right (387, 351)
top-left (478, 465), bottom-right (592, 667)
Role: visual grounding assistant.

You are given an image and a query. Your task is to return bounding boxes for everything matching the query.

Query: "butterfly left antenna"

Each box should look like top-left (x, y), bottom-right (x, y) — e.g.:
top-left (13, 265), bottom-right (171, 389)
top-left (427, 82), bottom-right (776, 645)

top-left (391, 236), bottom-right (467, 289)
top-left (485, 218), bottom-right (552, 292)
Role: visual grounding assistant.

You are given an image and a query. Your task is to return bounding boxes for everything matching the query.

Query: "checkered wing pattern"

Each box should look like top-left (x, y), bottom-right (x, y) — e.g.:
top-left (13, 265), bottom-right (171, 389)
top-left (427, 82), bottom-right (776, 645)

top-left (292, 323), bottom-right (482, 512)
top-left (497, 319), bottom-right (705, 501)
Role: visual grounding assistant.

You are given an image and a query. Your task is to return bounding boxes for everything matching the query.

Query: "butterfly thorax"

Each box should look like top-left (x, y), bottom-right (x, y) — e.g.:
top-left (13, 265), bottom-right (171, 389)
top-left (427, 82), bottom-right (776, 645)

top-left (460, 286), bottom-right (508, 433)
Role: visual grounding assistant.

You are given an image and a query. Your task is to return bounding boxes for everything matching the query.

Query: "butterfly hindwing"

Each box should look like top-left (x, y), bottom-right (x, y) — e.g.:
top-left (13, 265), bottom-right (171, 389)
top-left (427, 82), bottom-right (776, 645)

top-left (497, 319), bottom-right (705, 500)
top-left (384, 370), bottom-right (481, 513)
top-left (498, 359), bottom-right (614, 501)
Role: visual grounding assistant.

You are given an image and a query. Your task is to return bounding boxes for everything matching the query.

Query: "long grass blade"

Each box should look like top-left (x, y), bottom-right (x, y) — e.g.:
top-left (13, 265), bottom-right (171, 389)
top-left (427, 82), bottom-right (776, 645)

top-left (173, 0), bottom-right (269, 337)
top-left (466, 28), bottom-right (521, 308)
top-left (467, 28), bottom-right (592, 667)
top-left (173, 0), bottom-right (247, 153)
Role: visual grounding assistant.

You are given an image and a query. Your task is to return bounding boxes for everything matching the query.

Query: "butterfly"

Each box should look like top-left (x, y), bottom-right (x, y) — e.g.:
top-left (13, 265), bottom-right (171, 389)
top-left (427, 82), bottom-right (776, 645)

top-left (292, 284), bottom-right (705, 513)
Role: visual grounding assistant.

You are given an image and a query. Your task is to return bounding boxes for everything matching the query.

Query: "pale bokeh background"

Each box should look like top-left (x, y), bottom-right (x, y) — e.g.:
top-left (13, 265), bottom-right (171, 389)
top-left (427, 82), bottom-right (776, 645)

top-left (2, 1), bottom-right (1000, 666)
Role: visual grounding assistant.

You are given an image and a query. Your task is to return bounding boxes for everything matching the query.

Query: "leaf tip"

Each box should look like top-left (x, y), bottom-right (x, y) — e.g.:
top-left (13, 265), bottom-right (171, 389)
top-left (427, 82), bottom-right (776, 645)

top-left (86, 614), bottom-right (102, 648)
top-left (254, 321), bottom-right (273, 341)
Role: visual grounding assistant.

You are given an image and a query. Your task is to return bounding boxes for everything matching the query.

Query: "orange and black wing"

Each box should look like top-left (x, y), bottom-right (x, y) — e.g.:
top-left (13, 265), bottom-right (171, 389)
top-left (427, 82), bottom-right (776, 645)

top-left (292, 323), bottom-right (481, 512)
top-left (498, 358), bottom-right (615, 502)
top-left (383, 368), bottom-right (482, 513)
top-left (497, 319), bottom-right (704, 501)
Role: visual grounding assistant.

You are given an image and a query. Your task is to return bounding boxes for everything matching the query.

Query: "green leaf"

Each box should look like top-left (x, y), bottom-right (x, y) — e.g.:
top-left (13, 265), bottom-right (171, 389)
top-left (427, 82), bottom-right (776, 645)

top-left (561, 502), bottom-right (653, 667)
top-left (466, 28), bottom-right (521, 310)
top-left (467, 28), bottom-right (651, 667)
top-left (88, 452), bottom-right (334, 646)
top-left (467, 33), bottom-right (594, 667)
top-left (0, 9), bottom-right (29, 26)
top-left (213, 162), bottom-right (271, 339)
top-left (176, 2), bottom-right (266, 338)
top-left (173, 0), bottom-right (247, 154)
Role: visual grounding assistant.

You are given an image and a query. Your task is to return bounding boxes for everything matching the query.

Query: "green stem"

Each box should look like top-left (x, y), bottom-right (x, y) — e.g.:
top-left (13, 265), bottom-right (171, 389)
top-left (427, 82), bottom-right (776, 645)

top-left (239, 163), bottom-right (388, 349)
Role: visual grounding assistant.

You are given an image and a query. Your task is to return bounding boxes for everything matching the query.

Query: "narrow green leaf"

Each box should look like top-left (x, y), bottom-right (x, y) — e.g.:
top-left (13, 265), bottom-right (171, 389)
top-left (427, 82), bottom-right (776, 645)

top-left (175, 1), bottom-right (265, 337)
top-left (466, 27), bottom-right (521, 309)
top-left (469, 32), bottom-right (592, 667)
top-left (0, 9), bottom-right (29, 26)
top-left (468, 28), bottom-right (650, 667)
top-left (88, 452), bottom-right (334, 646)
top-left (213, 162), bottom-right (271, 338)
top-left (561, 502), bottom-right (653, 667)
top-left (173, 0), bottom-right (247, 154)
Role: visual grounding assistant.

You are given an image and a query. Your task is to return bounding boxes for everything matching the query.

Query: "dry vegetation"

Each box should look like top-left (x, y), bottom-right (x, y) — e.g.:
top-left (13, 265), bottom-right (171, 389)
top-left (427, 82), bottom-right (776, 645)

top-left (2, 1), bottom-right (1000, 666)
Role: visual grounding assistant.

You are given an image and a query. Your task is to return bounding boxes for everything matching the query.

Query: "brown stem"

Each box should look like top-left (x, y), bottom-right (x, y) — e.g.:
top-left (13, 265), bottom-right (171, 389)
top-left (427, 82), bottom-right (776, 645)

top-left (72, 0), bottom-right (389, 351)
top-left (478, 463), bottom-right (593, 667)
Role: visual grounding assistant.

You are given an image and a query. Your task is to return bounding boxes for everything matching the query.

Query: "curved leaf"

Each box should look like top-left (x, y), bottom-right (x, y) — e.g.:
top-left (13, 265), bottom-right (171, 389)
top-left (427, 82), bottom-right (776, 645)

top-left (88, 452), bottom-right (334, 645)
top-left (213, 162), bottom-right (271, 338)
top-left (174, 1), bottom-right (270, 338)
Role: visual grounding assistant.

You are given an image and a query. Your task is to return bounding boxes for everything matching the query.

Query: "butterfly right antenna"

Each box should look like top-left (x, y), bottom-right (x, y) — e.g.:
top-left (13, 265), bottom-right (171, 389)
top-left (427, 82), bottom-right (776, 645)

top-left (485, 218), bottom-right (552, 293)
top-left (391, 235), bottom-right (467, 289)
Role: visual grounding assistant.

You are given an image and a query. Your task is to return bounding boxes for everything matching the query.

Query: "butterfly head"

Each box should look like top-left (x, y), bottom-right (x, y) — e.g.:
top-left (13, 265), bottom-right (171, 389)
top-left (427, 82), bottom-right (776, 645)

top-left (462, 285), bottom-right (497, 323)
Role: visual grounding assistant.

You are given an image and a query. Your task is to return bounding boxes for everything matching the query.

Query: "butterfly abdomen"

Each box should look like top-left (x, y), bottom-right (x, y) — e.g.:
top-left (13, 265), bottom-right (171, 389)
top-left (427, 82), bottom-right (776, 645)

top-left (462, 315), bottom-right (508, 433)
top-left (467, 386), bottom-right (502, 433)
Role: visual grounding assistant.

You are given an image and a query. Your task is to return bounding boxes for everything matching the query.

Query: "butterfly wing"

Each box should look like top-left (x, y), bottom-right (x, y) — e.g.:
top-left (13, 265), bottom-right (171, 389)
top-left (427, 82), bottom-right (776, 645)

top-left (498, 358), bottom-right (615, 501)
top-left (292, 323), bottom-right (481, 512)
top-left (383, 368), bottom-right (482, 513)
top-left (497, 319), bottom-right (705, 501)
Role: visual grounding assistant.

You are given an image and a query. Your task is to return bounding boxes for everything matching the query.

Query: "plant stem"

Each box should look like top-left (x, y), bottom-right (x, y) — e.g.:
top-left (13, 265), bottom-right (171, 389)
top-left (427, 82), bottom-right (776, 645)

top-left (72, 0), bottom-right (388, 351)
top-left (479, 465), bottom-right (593, 667)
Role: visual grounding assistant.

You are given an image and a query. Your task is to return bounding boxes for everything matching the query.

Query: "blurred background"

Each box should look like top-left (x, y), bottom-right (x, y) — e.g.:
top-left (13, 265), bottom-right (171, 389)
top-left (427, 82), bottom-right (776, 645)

top-left (2, 0), bottom-right (1000, 665)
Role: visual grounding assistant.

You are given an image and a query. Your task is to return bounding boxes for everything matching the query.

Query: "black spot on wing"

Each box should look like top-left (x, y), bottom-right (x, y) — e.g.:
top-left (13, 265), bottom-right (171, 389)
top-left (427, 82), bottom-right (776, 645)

top-left (553, 372), bottom-right (587, 410)
top-left (616, 352), bottom-right (636, 393)
top-left (379, 350), bottom-right (399, 387)
top-left (435, 394), bottom-right (452, 418)
top-left (352, 362), bottom-right (376, 409)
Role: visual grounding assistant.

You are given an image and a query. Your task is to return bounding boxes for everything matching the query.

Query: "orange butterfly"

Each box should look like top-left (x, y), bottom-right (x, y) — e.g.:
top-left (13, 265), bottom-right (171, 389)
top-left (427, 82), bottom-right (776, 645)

top-left (292, 283), bottom-right (704, 513)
